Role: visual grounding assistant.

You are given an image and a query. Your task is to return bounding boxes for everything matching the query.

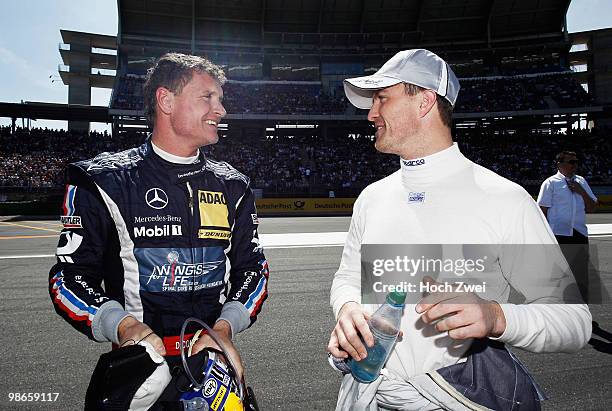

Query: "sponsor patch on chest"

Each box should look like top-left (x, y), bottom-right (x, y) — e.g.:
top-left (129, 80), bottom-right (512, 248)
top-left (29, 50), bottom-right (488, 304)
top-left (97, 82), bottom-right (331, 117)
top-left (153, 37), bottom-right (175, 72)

top-left (408, 192), bottom-right (425, 203)
top-left (198, 190), bottom-right (230, 239)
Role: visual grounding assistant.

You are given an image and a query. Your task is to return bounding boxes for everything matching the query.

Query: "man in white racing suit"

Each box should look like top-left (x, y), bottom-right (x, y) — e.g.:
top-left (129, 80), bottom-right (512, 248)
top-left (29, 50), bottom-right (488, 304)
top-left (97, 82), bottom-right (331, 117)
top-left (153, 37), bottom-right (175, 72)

top-left (327, 49), bottom-right (591, 410)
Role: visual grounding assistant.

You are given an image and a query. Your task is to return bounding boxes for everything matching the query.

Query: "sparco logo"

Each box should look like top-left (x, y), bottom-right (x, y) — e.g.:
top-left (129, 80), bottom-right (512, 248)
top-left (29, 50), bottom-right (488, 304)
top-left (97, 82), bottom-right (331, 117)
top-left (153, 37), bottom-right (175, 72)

top-left (134, 224), bottom-right (182, 238)
top-left (402, 158), bottom-right (426, 167)
top-left (145, 188), bottom-right (168, 209)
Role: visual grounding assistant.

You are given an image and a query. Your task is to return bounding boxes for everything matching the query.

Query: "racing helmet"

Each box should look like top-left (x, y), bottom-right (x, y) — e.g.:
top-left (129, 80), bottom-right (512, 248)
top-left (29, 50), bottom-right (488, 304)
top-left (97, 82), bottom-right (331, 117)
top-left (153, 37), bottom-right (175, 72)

top-left (156, 317), bottom-right (259, 411)
top-left (85, 318), bottom-right (259, 411)
top-left (176, 347), bottom-right (244, 411)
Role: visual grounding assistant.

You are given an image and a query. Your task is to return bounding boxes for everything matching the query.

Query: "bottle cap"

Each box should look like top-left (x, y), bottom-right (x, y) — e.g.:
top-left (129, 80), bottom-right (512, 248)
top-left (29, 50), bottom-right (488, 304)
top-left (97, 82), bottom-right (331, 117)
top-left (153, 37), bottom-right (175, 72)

top-left (386, 291), bottom-right (407, 306)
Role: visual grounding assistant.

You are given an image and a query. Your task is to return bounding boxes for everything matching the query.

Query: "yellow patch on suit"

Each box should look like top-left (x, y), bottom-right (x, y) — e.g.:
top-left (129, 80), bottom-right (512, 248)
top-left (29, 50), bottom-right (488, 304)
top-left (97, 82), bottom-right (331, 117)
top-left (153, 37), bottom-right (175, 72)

top-left (198, 190), bottom-right (230, 239)
top-left (211, 385), bottom-right (227, 410)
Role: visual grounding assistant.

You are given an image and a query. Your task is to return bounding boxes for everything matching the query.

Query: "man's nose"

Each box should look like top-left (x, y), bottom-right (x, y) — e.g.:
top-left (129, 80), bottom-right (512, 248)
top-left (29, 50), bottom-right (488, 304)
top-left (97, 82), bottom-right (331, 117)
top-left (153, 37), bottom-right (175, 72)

top-left (215, 100), bottom-right (227, 118)
top-left (367, 102), bottom-right (379, 122)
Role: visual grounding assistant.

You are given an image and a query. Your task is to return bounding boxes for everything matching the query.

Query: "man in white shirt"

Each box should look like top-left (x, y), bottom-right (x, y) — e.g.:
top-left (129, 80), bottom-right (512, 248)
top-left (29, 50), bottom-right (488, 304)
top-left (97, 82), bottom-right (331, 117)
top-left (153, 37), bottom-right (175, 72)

top-left (537, 151), bottom-right (597, 243)
top-left (327, 49), bottom-right (591, 410)
top-left (537, 151), bottom-right (597, 301)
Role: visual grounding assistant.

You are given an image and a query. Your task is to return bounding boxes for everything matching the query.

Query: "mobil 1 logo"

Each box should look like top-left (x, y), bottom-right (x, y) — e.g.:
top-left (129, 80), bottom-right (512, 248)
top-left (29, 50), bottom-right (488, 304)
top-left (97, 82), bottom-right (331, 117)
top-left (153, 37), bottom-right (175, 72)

top-left (134, 224), bottom-right (183, 238)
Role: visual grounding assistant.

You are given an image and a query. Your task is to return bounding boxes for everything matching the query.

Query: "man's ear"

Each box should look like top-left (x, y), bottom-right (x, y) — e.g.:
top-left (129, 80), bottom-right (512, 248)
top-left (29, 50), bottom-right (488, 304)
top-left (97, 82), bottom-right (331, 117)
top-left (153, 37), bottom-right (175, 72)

top-left (418, 90), bottom-right (437, 118)
top-left (156, 87), bottom-right (174, 116)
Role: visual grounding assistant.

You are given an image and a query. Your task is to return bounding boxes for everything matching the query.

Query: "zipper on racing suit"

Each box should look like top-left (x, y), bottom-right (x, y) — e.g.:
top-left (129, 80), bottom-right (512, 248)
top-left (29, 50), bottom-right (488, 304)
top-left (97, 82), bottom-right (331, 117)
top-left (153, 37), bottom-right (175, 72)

top-left (186, 181), bottom-right (199, 315)
top-left (186, 181), bottom-right (194, 217)
top-left (186, 181), bottom-right (195, 266)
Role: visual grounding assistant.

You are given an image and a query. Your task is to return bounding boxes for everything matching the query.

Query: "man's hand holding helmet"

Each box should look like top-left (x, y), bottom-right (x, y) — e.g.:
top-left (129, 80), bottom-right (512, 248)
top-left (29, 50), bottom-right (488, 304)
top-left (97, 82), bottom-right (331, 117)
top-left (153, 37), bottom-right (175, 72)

top-left (190, 319), bottom-right (245, 381)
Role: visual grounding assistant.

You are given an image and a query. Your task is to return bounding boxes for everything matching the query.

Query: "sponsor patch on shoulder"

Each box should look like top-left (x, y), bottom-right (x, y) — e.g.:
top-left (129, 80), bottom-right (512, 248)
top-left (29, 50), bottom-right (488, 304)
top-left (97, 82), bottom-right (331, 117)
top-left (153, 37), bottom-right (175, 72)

top-left (60, 215), bottom-right (82, 228)
top-left (408, 192), bottom-right (425, 203)
top-left (251, 213), bottom-right (259, 225)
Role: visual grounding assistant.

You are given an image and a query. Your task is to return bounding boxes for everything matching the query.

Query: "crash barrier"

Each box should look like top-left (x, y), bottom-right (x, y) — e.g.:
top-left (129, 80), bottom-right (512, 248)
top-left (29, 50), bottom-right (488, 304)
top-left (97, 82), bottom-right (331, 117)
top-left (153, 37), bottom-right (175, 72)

top-left (256, 194), bottom-right (612, 216)
top-left (595, 194), bottom-right (612, 212)
top-left (1, 194), bottom-right (611, 216)
top-left (255, 198), bottom-right (356, 216)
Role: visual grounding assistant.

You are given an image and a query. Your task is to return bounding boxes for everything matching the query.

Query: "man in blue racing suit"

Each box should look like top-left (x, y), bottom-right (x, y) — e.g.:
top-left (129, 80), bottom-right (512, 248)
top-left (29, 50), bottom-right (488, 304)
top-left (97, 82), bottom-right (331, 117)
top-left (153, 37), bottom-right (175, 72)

top-left (49, 53), bottom-right (269, 379)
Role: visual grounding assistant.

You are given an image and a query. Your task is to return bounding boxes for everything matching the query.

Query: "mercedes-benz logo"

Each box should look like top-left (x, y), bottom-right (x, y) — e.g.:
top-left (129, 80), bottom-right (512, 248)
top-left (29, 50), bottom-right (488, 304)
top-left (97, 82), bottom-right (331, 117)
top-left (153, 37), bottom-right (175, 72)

top-left (145, 188), bottom-right (168, 210)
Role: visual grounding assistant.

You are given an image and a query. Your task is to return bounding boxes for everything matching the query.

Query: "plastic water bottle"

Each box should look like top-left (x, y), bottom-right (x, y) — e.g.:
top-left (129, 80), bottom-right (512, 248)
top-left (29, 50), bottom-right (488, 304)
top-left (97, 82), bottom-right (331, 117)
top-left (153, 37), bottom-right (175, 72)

top-left (349, 291), bottom-right (406, 383)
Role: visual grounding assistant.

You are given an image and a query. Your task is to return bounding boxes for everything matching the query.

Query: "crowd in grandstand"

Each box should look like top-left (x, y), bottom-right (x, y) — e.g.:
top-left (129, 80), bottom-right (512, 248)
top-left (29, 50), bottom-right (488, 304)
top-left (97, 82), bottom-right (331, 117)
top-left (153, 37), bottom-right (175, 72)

top-left (458, 128), bottom-right (611, 185)
top-left (222, 83), bottom-right (347, 115)
top-left (208, 134), bottom-right (398, 195)
top-left (111, 72), bottom-right (590, 115)
top-left (455, 74), bottom-right (591, 112)
top-left (0, 127), bottom-right (142, 188)
top-left (1, 126), bottom-right (610, 197)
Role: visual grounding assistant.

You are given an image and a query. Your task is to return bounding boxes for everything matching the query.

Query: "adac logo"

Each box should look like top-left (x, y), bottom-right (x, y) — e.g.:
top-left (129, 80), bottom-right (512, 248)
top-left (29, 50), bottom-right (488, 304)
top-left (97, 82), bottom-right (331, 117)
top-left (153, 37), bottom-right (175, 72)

top-left (198, 190), bottom-right (230, 239)
top-left (145, 188), bottom-right (168, 210)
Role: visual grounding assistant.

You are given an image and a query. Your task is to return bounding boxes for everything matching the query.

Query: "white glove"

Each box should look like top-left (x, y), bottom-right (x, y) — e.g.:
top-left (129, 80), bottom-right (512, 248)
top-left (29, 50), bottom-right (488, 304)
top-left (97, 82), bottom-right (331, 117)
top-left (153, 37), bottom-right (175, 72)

top-left (129, 340), bottom-right (172, 411)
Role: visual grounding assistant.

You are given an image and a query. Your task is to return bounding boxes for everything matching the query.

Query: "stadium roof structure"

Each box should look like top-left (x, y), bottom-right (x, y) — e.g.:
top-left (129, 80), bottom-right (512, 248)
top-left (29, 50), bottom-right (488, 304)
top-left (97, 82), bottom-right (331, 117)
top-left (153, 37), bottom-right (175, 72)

top-left (57, 30), bottom-right (117, 130)
top-left (0, 102), bottom-right (109, 123)
top-left (118, 0), bottom-right (572, 53)
top-left (59, 30), bottom-right (117, 88)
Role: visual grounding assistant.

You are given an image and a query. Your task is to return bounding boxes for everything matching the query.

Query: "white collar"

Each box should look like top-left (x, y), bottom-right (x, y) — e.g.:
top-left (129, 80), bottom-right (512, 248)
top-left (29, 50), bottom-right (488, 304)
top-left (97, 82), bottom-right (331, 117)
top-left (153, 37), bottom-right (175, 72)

top-left (151, 142), bottom-right (199, 164)
top-left (554, 171), bottom-right (575, 180)
top-left (400, 143), bottom-right (468, 187)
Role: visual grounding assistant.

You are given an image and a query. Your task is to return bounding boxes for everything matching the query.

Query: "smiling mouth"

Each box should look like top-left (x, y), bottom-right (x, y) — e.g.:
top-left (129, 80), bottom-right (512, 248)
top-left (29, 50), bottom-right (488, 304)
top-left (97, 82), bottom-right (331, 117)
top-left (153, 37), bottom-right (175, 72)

top-left (205, 120), bottom-right (218, 127)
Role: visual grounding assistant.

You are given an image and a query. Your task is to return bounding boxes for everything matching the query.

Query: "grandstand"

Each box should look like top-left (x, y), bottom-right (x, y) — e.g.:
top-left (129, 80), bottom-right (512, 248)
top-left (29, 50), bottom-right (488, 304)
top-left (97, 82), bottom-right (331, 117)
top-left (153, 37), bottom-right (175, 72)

top-left (1, 0), bottom-right (611, 208)
top-left (106, 0), bottom-right (603, 133)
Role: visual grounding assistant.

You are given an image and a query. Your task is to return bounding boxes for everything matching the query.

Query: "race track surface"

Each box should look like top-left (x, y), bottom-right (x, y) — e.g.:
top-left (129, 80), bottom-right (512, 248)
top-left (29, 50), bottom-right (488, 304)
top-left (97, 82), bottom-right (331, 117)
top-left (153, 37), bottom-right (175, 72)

top-left (0, 216), bottom-right (610, 410)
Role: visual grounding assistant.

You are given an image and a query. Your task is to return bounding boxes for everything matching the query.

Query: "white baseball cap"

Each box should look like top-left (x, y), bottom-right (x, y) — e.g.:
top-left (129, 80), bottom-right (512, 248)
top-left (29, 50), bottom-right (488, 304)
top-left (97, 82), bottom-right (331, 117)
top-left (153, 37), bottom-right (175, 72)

top-left (343, 49), bottom-right (460, 109)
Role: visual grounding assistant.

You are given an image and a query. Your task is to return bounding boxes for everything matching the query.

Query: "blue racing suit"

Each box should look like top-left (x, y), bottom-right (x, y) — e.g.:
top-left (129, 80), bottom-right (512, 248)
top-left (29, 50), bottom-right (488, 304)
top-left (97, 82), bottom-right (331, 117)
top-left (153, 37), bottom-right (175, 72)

top-left (48, 139), bottom-right (269, 357)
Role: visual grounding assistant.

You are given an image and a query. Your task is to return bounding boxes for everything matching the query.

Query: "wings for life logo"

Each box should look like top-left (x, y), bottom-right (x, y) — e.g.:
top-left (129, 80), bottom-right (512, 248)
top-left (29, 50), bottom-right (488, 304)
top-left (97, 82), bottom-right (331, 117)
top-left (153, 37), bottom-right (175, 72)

top-left (145, 188), bottom-right (169, 210)
top-left (136, 247), bottom-right (226, 292)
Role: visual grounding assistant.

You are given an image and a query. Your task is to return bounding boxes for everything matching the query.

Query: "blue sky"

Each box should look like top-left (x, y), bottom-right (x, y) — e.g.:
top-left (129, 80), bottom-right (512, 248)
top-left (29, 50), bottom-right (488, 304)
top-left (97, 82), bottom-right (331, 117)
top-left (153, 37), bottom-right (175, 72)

top-left (0, 0), bottom-right (610, 131)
